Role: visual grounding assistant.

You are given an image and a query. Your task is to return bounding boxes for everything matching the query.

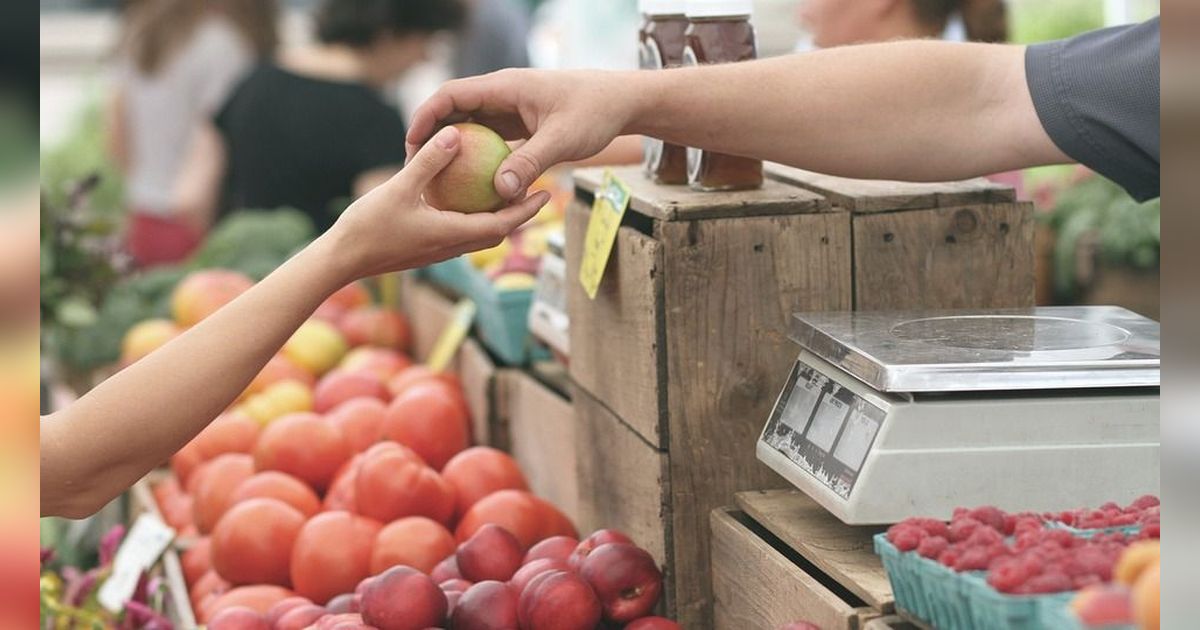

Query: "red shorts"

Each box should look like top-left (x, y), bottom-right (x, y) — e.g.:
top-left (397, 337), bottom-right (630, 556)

top-left (126, 211), bottom-right (202, 268)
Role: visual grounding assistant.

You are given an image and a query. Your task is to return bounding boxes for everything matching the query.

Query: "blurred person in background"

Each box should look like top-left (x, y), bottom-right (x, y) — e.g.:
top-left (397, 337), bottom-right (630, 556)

top-left (107, 0), bottom-right (279, 267)
top-left (174, 0), bottom-right (464, 235)
top-left (452, 0), bottom-right (530, 78)
top-left (796, 0), bottom-right (1023, 195)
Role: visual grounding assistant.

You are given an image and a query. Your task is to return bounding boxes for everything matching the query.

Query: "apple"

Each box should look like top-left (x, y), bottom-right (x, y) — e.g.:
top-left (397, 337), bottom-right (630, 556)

top-left (325, 593), bottom-right (356, 614)
top-left (431, 556), bottom-right (462, 583)
top-left (265, 596), bottom-right (312, 628)
top-left (517, 570), bottom-right (601, 630)
top-left (510, 558), bottom-right (569, 596)
top-left (451, 581), bottom-right (519, 630)
top-left (207, 606), bottom-right (269, 630)
top-left (580, 543), bottom-right (663, 622)
top-left (569, 529), bottom-right (633, 572)
top-left (439, 579), bottom-right (473, 593)
top-left (523, 536), bottom-right (579, 566)
top-left (424, 122), bottom-right (512, 214)
top-left (457, 524), bottom-right (523, 582)
top-left (275, 604), bottom-right (328, 630)
top-left (360, 566), bottom-right (447, 630)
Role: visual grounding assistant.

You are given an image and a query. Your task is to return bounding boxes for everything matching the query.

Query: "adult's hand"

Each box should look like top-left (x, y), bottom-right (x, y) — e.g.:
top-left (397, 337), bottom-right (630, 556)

top-left (406, 68), bottom-right (635, 201)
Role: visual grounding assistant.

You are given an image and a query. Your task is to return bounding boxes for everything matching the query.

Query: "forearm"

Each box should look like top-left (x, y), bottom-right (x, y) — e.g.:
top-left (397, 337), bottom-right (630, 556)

top-left (627, 41), bottom-right (1063, 181)
top-left (41, 232), bottom-right (353, 518)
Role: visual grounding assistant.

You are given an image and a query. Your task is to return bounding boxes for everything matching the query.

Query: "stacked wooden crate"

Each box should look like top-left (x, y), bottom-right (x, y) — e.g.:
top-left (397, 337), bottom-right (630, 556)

top-left (563, 165), bottom-right (1033, 627)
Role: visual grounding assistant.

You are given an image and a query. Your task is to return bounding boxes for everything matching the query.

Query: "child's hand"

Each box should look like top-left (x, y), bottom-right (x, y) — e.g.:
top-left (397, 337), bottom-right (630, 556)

top-left (325, 125), bottom-right (550, 281)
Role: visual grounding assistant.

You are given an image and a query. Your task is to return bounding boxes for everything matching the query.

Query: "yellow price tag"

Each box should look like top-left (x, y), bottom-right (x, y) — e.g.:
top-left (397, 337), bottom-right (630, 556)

top-left (427, 299), bottom-right (476, 373)
top-left (578, 170), bottom-right (631, 300)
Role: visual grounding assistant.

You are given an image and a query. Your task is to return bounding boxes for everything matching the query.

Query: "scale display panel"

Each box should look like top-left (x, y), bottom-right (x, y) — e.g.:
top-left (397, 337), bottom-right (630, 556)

top-left (760, 359), bottom-right (887, 500)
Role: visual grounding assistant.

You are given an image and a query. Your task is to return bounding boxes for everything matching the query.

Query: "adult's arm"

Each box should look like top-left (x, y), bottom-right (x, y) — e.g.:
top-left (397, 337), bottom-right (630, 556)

top-left (408, 40), bottom-right (1071, 200)
top-left (40, 126), bottom-right (550, 519)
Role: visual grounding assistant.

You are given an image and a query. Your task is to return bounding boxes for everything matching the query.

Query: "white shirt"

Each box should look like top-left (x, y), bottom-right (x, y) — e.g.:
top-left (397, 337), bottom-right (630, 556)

top-left (117, 16), bottom-right (253, 213)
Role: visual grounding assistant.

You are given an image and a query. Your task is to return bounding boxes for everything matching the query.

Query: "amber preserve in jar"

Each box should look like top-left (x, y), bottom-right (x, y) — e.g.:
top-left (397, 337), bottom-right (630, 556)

top-left (682, 0), bottom-right (763, 191)
top-left (639, 0), bottom-right (690, 185)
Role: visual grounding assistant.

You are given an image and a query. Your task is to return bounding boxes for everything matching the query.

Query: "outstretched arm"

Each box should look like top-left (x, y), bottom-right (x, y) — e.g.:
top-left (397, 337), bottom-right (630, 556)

top-left (41, 126), bottom-right (550, 519)
top-left (407, 40), bottom-right (1069, 200)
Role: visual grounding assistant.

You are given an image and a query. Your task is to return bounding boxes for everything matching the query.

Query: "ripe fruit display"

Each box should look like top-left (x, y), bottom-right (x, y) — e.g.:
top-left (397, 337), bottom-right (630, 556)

top-left (290, 511), bottom-right (382, 604)
top-left (360, 566), bottom-right (447, 630)
top-left (211, 498), bottom-right (305, 586)
top-left (340, 347), bottom-right (411, 381)
top-left (424, 123), bottom-right (512, 214)
top-left (517, 570), bottom-right (601, 630)
top-left (283, 320), bottom-right (348, 375)
top-left (241, 355), bottom-right (315, 401)
top-left (370, 517), bottom-right (457, 575)
top-left (354, 443), bottom-right (455, 525)
top-left (230, 471), bottom-right (321, 518)
top-left (253, 412), bottom-right (350, 493)
top-left (119, 318), bottom-right (180, 366)
top-left (579, 543), bottom-right (663, 622)
top-left (456, 524), bottom-right (524, 583)
top-left (313, 369), bottom-right (389, 413)
top-left (338, 306), bottom-right (412, 352)
top-left (193, 454), bottom-right (255, 534)
top-left (441, 447), bottom-right (530, 518)
top-left (383, 381), bottom-right (470, 470)
top-left (203, 584), bottom-right (295, 623)
top-left (171, 269), bottom-right (254, 328)
top-left (325, 398), bottom-right (387, 453)
top-left (451, 580), bottom-right (519, 630)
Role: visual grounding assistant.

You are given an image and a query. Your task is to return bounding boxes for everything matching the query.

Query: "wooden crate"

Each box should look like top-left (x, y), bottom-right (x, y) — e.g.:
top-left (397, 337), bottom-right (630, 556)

top-left (765, 163), bottom-right (1036, 310)
top-left (501, 368), bottom-right (579, 522)
top-left (566, 166), bottom-right (853, 625)
top-left (711, 489), bottom-right (899, 630)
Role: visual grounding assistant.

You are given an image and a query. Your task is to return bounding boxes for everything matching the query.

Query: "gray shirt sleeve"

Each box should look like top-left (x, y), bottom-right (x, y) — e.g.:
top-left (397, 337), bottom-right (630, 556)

top-left (1025, 17), bottom-right (1160, 201)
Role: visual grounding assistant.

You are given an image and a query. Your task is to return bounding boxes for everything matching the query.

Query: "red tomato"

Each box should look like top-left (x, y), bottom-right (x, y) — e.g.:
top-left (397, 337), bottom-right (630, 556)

top-left (291, 511), bottom-right (382, 604)
top-left (385, 366), bottom-right (463, 400)
top-left (456, 490), bottom-right (573, 550)
top-left (193, 412), bottom-right (261, 459)
top-left (338, 307), bottom-right (411, 352)
top-left (326, 398), bottom-right (387, 453)
top-left (441, 447), bottom-right (530, 518)
top-left (322, 454), bottom-right (362, 512)
top-left (313, 370), bottom-right (389, 414)
top-left (244, 355), bottom-right (316, 400)
top-left (355, 446), bottom-right (455, 525)
top-left (382, 382), bottom-right (469, 470)
top-left (211, 498), bottom-right (306, 586)
top-left (194, 454), bottom-right (255, 534)
top-left (323, 282), bottom-right (371, 312)
top-left (369, 516), bottom-right (457, 575)
top-left (253, 412), bottom-right (350, 492)
top-left (231, 471), bottom-right (321, 517)
top-left (190, 569), bottom-right (231, 611)
top-left (181, 537), bottom-right (212, 587)
top-left (339, 347), bottom-right (412, 381)
top-left (203, 584), bottom-right (295, 623)
top-left (171, 440), bottom-right (205, 487)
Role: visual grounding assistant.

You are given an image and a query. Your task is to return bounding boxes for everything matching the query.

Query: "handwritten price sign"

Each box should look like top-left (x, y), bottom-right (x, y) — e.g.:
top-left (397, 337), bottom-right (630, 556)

top-left (578, 170), bottom-right (631, 300)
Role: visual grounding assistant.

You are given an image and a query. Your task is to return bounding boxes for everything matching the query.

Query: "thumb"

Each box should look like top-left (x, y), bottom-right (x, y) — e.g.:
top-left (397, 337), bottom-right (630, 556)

top-left (397, 125), bottom-right (461, 189)
top-left (494, 128), bottom-right (567, 200)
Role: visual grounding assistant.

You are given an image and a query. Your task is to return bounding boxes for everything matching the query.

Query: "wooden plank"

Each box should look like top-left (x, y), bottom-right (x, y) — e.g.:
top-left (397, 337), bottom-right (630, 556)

top-left (574, 166), bottom-right (830, 221)
top-left (711, 508), bottom-right (858, 630)
top-left (458, 338), bottom-right (499, 448)
top-left (507, 370), bottom-right (579, 522)
top-left (572, 384), bottom-right (672, 612)
top-left (735, 489), bottom-right (893, 612)
top-left (852, 202), bottom-right (1036, 310)
top-left (765, 162), bottom-right (1014, 214)
top-left (565, 200), bottom-right (667, 448)
top-left (659, 212), bottom-right (853, 625)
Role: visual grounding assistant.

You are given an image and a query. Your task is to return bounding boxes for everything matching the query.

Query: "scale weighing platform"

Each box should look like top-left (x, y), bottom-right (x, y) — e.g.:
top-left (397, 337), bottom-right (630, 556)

top-left (756, 306), bottom-right (1159, 525)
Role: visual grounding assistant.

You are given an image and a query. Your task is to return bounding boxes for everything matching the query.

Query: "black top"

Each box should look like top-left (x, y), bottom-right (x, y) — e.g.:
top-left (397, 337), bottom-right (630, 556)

top-left (1026, 18), bottom-right (1160, 201)
top-left (214, 64), bottom-right (408, 231)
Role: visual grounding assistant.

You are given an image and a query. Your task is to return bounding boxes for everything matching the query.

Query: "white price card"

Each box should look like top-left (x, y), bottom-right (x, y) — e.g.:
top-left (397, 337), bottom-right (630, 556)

top-left (98, 513), bottom-right (175, 613)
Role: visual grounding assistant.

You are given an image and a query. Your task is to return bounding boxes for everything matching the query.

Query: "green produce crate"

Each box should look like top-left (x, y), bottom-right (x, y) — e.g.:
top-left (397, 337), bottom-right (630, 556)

top-left (420, 257), bottom-right (477, 298)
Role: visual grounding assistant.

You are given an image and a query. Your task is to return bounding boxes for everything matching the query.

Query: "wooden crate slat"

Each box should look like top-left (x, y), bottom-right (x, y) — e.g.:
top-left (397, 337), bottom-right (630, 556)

top-left (659, 212), bottom-right (853, 623)
top-left (572, 383), bottom-right (672, 611)
top-left (852, 202), bottom-right (1036, 310)
top-left (765, 163), bottom-right (1014, 214)
top-left (711, 507), bottom-right (858, 630)
top-left (735, 489), bottom-right (893, 612)
top-left (566, 200), bottom-right (667, 447)
top-left (507, 370), bottom-right (579, 522)
top-left (574, 166), bottom-right (830, 221)
top-left (458, 338), bottom-right (499, 448)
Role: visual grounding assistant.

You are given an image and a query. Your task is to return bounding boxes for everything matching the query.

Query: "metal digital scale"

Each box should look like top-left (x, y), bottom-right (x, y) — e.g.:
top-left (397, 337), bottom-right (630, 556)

top-left (756, 306), bottom-right (1160, 525)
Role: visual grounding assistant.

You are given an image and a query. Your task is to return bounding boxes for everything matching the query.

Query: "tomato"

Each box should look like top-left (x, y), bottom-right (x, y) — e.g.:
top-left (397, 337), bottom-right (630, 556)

top-left (323, 282), bottom-right (371, 312)
top-left (203, 584), bottom-right (295, 623)
top-left (171, 440), bottom-right (205, 487)
top-left (152, 476), bottom-right (183, 510)
top-left (253, 412), bottom-right (350, 493)
top-left (231, 471), bottom-right (321, 517)
top-left (190, 569), bottom-right (231, 610)
top-left (313, 370), bottom-right (389, 414)
top-left (339, 347), bottom-right (412, 382)
top-left (291, 511), bottom-right (382, 604)
top-left (194, 454), bottom-right (255, 534)
top-left (159, 492), bottom-right (194, 532)
top-left (323, 455), bottom-right (363, 512)
top-left (355, 446), bottom-right (455, 525)
top-left (338, 307), bottom-right (412, 352)
top-left (455, 490), bottom-right (569, 550)
top-left (369, 516), bottom-right (457, 575)
top-left (385, 366), bottom-right (463, 400)
top-left (382, 382), bottom-right (469, 470)
top-left (441, 447), bottom-right (529, 518)
top-left (211, 498), bottom-right (306, 586)
top-left (193, 412), bottom-right (261, 459)
top-left (243, 355), bottom-right (316, 401)
top-left (325, 398), bottom-right (386, 453)
top-left (181, 537), bottom-right (213, 587)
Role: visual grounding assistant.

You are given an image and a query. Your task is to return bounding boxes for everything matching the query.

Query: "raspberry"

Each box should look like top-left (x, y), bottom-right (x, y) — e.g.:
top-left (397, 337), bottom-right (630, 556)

top-left (966, 527), bottom-right (1004, 548)
top-left (952, 507), bottom-right (970, 520)
top-left (938, 548), bottom-right (961, 568)
top-left (916, 536), bottom-right (949, 559)
top-left (1139, 523), bottom-right (1160, 539)
top-left (1129, 495), bottom-right (1160, 510)
top-left (983, 543), bottom-right (1012, 563)
top-left (908, 518), bottom-right (950, 539)
top-left (1015, 531), bottom-right (1041, 551)
top-left (1099, 502), bottom-right (1122, 513)
top-left (1056, 511), bottom-right (1077, 526)
top-left (1002, 514), bottom-right (1017, 536)
top-left (986, 558), bottom-right (1028, 593)
top-left (1064, 547), bottom-right (1114, 581)
top-left (1017, 553), bottom-right (1044, 576)
top-left (1013, 516), bottom-right (1044, 536)
top-left (968, 506), bottom-right (1007, 532)
top-left (949, 517), bottom-right (983, 543)
top-left (1111, 513), bottom-right (1138, 526)
top-left (893, 527), bottom-right (927, 552)
top-left (886, 523), bottom-right (914, 544)
top-left (953, 547), bottom-right (992, 572)
top-left (1072, 574), bottom-right (1102, 590)
top-left (1045, 529), bottom-right (1078, 548)
top-left (1023, 571), bottom-right (1073, 594)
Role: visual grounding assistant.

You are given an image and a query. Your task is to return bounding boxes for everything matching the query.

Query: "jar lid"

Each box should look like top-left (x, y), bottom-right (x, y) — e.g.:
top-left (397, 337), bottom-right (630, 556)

top-left (639, 0), bottom-right (687, 15)
top-left (684, 0), bottom-right (753, 17)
